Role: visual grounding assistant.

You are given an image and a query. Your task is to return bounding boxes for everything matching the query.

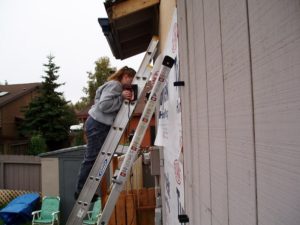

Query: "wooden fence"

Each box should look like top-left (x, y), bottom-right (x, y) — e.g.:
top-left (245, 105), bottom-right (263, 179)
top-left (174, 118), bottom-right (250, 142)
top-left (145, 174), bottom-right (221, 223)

top-left (0, 141), bottom-right (30, 155)
top-left (0, 189), bottom-right (41, 207)
top-left (103, 188), bottom-right (156, 225)
top-left (0, 155), bottom-right (41, 205)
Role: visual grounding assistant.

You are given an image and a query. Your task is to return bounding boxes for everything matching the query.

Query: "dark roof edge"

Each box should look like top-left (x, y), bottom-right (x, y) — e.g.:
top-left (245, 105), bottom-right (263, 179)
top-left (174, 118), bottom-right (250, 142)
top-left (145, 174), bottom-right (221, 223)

top-left (98, 18), bottom-right (122, 59)
top-left (39, 145), bottom-right (87, 157)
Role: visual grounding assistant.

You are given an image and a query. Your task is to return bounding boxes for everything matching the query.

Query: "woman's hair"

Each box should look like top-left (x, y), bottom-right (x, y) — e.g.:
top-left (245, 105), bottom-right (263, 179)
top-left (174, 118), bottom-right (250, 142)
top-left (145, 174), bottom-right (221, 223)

top-left (107, 66), bottom-right (136, 81)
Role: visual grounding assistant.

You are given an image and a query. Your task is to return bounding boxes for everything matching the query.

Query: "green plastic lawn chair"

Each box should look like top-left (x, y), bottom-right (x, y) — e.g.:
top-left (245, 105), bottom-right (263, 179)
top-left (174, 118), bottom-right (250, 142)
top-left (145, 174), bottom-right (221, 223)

top-left (32, 196), bottom-right (60, 225)
top-left (83, 198), bottom-right (102, 225)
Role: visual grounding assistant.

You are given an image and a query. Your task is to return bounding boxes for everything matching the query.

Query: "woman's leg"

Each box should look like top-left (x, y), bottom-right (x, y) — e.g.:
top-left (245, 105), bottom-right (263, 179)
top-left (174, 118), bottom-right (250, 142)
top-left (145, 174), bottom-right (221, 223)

top-left (75, 116), bottom-right (110, 194)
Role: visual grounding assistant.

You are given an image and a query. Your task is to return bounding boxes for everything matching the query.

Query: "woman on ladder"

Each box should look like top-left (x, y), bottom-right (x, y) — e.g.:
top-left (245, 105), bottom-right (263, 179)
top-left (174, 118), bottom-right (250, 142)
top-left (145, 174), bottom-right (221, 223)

top-left (74, 66), bottom-right (136, 202)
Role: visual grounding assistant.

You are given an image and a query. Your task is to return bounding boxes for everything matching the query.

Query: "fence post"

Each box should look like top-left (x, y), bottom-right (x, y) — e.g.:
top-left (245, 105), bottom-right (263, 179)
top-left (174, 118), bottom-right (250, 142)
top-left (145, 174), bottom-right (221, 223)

top-left (0, 160), bottom-right (4, 188)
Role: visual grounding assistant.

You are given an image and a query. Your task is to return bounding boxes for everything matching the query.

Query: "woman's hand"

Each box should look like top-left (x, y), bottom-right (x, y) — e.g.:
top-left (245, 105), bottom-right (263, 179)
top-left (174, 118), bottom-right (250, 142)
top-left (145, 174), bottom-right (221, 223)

top-left (122, 90), bottom-right (133, 100)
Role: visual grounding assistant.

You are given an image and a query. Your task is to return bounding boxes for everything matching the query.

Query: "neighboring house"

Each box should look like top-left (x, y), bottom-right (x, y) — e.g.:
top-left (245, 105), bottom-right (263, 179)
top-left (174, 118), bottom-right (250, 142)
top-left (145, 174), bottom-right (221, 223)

top-left (75, 107), bottom-right (89, 124)
top-left (0, 83), bottom-right (42, 154)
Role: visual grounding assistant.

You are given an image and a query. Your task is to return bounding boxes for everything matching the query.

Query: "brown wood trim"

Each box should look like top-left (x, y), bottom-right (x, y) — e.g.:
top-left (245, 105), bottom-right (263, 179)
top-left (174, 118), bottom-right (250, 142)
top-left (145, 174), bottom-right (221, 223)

top-left (112, 0), bottom-right (160, 20)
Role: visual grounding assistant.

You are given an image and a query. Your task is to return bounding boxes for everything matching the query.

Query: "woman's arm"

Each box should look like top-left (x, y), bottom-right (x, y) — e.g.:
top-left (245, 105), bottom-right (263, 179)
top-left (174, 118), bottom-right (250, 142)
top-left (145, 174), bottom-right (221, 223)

top-left (97, 81), bottom-right (123, 113)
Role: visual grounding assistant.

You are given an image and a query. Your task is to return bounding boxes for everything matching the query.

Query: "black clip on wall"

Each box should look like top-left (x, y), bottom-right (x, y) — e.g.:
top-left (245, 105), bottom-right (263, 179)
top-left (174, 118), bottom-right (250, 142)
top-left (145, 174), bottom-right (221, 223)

top-left (178, 214), bottom-right (189, 224)
top-left (174, 81), bottom-right (185, 86)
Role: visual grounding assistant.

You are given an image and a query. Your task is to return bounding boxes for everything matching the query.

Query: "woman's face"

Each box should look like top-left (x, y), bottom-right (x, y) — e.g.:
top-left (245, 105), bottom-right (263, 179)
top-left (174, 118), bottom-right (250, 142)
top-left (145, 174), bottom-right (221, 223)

top-left (121, 73), bottom-right (133, 85)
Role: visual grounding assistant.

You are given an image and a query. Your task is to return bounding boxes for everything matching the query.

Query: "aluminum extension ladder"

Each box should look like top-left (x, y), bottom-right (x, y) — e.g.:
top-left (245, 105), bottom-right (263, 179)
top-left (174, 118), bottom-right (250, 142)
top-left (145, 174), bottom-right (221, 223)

top-left (97, 55), bottom-right (175, 225)
top-left (66, 36), bottom-right (159, 225)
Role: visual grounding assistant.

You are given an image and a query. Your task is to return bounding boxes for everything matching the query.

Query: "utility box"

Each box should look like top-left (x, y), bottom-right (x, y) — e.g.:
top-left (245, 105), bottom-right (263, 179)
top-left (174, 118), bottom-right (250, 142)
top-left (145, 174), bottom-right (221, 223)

top-left (150, 147), bottom-right (161, 176)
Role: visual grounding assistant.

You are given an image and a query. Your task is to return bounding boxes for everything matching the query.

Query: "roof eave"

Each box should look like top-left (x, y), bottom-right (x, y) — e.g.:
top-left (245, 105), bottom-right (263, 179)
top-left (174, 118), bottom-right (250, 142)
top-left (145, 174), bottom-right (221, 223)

top-left (99, 0), bottom-right (160, 60)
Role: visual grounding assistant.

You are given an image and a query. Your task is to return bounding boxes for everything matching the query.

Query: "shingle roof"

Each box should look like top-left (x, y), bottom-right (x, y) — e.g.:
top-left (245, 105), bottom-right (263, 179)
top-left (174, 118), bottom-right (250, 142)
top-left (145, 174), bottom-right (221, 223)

top-left (0, 83), bottom-right (42, 108)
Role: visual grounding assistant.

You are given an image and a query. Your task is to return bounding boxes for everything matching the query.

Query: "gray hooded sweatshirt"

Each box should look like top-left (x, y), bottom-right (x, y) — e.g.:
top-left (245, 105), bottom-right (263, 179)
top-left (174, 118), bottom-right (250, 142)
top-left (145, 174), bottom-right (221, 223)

top-left (88, 80), bottom-right (123, 125)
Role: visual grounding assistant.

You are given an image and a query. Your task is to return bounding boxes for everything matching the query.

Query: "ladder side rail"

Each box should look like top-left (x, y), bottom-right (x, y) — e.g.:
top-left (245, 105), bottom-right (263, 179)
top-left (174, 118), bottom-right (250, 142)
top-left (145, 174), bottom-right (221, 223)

top-left (65, 37), bottom-right (159, 225)
top-left (97, 56), bottom-right (175, 225)
top-left (135, 36), bottom-right (158, 76)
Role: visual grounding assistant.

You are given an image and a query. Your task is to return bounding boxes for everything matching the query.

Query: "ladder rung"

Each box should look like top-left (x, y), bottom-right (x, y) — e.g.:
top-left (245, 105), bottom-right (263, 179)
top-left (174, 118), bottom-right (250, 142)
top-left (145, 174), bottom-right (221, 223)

top-left (89, 176), bottom-right (100, 181)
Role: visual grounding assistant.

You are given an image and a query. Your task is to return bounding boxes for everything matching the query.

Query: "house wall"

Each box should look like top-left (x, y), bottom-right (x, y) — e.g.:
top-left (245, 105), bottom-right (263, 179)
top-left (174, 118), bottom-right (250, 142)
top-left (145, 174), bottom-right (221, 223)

top-left (0, 89), bottom-right (39, 153)
top-left (1, 90), bottom-right (38, 139)
top-left (175, 0), bottom-right (300, 225)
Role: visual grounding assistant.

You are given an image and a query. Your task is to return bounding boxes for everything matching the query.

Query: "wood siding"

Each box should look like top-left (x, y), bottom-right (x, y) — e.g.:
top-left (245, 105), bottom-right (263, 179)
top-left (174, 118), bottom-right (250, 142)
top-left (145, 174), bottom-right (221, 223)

top-left (249, 1), bottom-right (300, 225)
top-left (177, 0), bottom-right (300, 224)
top-left (0, 155), bottom-right (41, 191)
top-left (0, 87), bottom-right (40, 154)
top-left (1, 90), bottom-right (38, 139)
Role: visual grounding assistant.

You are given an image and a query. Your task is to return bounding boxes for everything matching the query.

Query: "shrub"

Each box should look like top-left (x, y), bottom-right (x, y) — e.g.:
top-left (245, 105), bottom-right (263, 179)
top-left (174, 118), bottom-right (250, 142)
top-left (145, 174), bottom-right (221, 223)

top-left (29, 133), bottom-right (47, 155)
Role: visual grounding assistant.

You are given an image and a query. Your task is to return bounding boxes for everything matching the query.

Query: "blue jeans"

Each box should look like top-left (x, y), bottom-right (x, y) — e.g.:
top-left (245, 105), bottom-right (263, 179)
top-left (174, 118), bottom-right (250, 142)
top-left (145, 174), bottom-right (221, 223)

top-left (76, 116), bottom-right (110, 193)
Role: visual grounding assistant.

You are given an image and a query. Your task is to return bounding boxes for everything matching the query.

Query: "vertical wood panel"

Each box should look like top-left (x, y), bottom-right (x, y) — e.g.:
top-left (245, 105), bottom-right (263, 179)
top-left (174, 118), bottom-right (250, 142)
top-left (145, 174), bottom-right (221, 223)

top-left (248, 0), bottom-right (300, 224)
top-left (0, 161), bottom-right (4, 188)
top-left (177, 0), bottom-right (195, 222)
top-left (187, 0), bottom-right (203, 222)
top-left (192, 0), bottom-right (212, 224)
top-left (220, 0), bottom-right (257, 225)
top-left (116, 193), bottom-right (126, 225)
top-left (1, 155), bottom-right (41, 191)
top-left (4, 163), bottom-right (40, 191)
top-left (182, 0), bottom-right (211, 224)
top-left (203, 0), bottom-right (229, 224)
top-left (126, 194), bottom-right (137, 225)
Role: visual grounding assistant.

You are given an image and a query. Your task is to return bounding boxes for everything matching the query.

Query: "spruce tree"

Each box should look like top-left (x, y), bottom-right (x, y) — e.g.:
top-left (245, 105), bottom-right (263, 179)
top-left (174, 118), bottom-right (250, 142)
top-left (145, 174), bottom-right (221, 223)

top-left (20, 55), bottom-right (77, 151)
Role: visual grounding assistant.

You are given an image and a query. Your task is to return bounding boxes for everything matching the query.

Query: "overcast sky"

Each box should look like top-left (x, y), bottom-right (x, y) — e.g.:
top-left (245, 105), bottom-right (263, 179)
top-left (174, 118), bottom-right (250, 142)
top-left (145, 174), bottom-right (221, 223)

top-left (0, 0), bottom-right (143, 103)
